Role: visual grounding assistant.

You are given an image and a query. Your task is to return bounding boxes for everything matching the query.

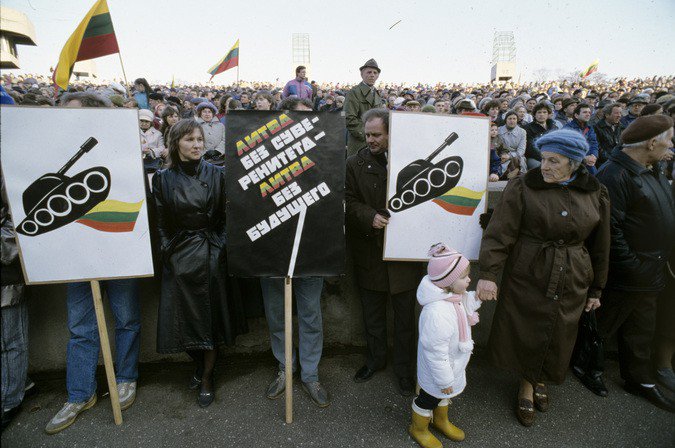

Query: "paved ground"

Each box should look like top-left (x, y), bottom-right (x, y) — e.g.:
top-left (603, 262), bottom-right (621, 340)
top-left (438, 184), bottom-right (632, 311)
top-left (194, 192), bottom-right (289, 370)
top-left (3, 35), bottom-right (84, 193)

top-left (2, 348), bottom-right (673, 448)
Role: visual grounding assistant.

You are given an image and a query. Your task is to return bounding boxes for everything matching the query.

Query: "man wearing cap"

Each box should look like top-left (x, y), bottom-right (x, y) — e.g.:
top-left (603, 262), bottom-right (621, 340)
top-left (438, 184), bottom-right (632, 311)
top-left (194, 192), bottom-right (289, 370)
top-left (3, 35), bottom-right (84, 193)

top-left (345, 108), bottom-right (422, 396)
top-left (555, 98), bottom-right (580, 128)
top-left (344, 59), bottom-right (383, 156)
top-left (594, 115), bottom-right (675, 412)
top-left (620, 95), bottom-right (649, 128)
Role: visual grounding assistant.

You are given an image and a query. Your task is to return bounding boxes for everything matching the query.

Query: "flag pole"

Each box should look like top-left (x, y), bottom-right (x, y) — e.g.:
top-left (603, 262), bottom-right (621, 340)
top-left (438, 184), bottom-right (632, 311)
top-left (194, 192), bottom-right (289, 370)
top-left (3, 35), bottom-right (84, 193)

top-left (106, 1), bottom-right (132, 99)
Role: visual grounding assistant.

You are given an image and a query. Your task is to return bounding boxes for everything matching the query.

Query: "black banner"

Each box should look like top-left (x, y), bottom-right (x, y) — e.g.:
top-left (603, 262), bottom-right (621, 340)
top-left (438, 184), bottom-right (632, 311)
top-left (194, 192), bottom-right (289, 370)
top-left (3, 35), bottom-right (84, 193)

top-left (225, 110), bottom-right (346, 277)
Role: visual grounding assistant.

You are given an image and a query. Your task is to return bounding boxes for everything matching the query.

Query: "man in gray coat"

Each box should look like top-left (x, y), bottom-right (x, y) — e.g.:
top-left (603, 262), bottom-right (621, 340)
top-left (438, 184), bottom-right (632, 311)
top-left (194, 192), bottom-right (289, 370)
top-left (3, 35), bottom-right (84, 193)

top-left (345, 59), bottom-right (383, 156)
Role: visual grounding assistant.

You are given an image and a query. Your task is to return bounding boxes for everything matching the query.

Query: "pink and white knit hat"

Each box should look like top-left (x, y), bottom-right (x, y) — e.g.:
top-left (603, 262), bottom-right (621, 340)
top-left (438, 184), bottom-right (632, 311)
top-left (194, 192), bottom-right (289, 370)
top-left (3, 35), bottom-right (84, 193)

top-left (427, 243), bottom-right (470, 289)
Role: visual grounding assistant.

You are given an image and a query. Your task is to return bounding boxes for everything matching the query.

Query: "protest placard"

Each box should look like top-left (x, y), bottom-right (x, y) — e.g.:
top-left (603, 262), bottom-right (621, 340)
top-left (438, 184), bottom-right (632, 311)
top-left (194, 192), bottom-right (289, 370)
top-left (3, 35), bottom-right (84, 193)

top-left (1, 107), bottom-right (154, 283)
top-left (383, 112), bottom-right (490, 261)
top-left (225, 110), bottom-right (345, 277)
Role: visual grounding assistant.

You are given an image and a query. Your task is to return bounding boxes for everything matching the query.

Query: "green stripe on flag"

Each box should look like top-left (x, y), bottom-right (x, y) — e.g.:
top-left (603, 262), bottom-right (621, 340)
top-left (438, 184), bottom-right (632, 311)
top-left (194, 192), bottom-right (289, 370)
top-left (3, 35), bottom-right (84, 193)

top-left (83, 13), bottom-right (114, 39)
top-left (438, 196), bottom-right (481, 207)
top-left (82, 211), bottom-right (139, 223)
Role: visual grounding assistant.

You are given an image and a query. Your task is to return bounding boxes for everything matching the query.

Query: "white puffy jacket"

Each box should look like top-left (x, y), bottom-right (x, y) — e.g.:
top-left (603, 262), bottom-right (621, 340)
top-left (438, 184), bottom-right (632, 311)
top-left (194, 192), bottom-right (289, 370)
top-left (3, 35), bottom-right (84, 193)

top-left (416, 276), bottom-right (481, 399)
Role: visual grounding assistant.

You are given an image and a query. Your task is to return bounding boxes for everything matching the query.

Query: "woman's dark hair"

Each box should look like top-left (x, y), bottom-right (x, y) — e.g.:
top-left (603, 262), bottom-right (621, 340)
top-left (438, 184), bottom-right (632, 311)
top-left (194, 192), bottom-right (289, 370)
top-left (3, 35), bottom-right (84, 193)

top-left (164, 119), bottom-right (205, 169)
top-left (483, 99), bottom-right (501, 113)
top-left (532, 102), bottom-right (552, 115)
top-left (160, 105), bottom-right (180, 145)
top-left (133, 78), bottom-right (152, 93)
top-left (218, 94), bottom-right (232, 114)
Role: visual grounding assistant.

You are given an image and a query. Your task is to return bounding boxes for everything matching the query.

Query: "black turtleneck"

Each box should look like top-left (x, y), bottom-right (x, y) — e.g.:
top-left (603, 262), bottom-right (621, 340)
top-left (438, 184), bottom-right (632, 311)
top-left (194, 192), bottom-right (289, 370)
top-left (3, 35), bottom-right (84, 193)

top-left (179, 158), bottom-right (200, 176)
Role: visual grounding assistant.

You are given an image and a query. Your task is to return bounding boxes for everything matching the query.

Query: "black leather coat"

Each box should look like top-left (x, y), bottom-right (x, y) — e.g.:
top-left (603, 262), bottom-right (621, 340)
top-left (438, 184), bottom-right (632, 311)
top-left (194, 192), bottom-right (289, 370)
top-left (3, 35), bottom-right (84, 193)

top-left (597, 149), bottom-right (675, 293)
top-left (152, 160), bottom-right (247, 353)
top-left (593, 119), bottom-right (624, 166)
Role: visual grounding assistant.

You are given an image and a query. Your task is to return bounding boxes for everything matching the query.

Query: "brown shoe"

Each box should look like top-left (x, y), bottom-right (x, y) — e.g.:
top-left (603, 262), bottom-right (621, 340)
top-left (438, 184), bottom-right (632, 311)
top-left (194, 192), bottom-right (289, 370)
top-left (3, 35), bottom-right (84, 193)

top-left (516, 396), bottom-right (535, 427)
top-left (533, 383), bottom-right (549, 412)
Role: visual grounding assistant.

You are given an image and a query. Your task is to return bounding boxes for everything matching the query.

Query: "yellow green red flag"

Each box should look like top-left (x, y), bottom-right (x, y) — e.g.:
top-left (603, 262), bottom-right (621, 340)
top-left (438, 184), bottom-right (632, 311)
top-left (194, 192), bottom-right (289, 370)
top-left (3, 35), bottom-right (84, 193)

top-left (432, 186), bottom-right (485, 216)
top-left (76, 199), bottom-right (143, 232)
top-left (580, 59), bottom-right (599, 79)
top-left (52, 0), bottom-right (120, 91)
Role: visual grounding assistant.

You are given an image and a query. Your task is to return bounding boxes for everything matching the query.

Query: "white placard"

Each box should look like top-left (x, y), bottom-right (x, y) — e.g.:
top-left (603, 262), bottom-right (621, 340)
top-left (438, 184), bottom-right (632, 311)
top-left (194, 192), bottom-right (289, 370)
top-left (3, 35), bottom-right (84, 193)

top-left (383, 112), bottom-right (490, 261)
top-left (1, 106), bottom-right (154, 284)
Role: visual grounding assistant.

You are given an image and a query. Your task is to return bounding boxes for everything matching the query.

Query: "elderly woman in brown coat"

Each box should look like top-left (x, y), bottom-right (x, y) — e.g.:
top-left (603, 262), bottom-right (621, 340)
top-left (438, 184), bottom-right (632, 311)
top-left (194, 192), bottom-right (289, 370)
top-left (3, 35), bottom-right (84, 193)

top-left (476, 129), bottom-right (611, 427)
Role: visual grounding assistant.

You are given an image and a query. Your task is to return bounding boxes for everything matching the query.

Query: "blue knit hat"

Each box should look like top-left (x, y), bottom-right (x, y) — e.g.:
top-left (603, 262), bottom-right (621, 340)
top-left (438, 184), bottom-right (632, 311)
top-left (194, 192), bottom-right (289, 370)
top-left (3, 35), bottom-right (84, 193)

top-left (535, 129), bottom-right (589, 162)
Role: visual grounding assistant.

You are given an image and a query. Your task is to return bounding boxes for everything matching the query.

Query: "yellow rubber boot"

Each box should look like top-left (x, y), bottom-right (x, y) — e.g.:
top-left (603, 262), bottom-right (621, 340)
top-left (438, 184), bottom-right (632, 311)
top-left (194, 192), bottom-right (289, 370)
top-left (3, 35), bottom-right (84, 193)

top-left (431, 405), bottom-right (465, 442)
top-left (408, 407), bottom-right (442, 448)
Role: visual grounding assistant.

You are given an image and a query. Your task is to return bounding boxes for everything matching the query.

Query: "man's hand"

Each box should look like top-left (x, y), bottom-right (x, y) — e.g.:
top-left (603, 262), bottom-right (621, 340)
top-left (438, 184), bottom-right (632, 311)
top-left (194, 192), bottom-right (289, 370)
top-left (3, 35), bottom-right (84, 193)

top-left (476, 279), bottom-right (498, 301)
top-left (585, 297), bottom-right (601, 312)
top-left (372, 213), bottom-right (389, 229)
top-left (584, 154), bottom-right (597, 166)
top-left (441, 386), bottom-right (453, 395)
top-left (489, 173), bottom-right (500, 182)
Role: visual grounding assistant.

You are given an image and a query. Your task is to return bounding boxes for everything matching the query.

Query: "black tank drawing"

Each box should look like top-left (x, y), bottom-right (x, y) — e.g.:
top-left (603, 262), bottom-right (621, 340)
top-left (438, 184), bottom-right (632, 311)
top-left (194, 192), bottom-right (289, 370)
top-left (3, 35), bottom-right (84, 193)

top-left (17, 137), bottom-right (111, 237)
top-left (388, 132), bottom-right (463, 213)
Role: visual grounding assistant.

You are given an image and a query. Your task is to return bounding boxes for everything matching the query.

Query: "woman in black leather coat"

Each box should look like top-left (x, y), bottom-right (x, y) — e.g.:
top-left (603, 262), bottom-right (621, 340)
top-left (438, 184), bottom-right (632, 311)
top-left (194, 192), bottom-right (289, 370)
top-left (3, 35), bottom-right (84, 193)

top-left (152, 119), bottom-right (247, 407)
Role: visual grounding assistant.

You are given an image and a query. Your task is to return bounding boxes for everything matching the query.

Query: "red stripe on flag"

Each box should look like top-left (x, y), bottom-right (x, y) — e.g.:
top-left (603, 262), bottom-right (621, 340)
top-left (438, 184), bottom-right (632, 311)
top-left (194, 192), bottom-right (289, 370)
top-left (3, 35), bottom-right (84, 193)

top-left (76, 219), bottom-right (136, 232)
top-left (76, 33), bottom-right (119, 61)
top-left (431, 200), bottom-right (477, 216)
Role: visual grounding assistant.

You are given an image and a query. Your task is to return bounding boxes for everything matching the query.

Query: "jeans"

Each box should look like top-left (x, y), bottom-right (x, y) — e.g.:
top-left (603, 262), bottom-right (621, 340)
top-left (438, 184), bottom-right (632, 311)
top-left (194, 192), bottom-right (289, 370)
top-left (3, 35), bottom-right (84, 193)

top-left (261, 277), bottom-right (324, 383)
top-left (1, 302), bottom-right (29, 412)
top-left (66, 279), bottom-right (141, 403)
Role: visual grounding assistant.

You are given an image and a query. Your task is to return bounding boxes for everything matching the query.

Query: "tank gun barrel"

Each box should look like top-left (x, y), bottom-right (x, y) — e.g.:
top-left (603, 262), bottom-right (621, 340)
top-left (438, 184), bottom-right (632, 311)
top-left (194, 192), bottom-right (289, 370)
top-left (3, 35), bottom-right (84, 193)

top-left (57, 137), bottom-right (98, 175)
top-left (424, 132), bottom-right (458, 163)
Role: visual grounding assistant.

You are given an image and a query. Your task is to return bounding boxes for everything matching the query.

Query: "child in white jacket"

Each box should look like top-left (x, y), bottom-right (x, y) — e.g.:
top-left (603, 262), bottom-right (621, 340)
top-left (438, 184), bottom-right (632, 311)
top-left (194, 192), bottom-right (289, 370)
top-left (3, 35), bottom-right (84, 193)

top-left (409, 243), bottom-right (481, 448)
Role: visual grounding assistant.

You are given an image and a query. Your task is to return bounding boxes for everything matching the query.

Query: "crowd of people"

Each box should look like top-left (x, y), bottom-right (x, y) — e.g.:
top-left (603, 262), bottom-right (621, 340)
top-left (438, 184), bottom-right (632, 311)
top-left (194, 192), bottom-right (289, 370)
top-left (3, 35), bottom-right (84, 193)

top-left (1, 61), bottom-right (674, 447)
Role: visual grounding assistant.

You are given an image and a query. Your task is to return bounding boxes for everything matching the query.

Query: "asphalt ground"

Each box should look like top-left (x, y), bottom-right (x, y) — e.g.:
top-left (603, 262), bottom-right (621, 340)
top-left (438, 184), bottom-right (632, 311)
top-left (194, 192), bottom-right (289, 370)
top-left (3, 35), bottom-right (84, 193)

top-left (2, 348), bottom-right (673, 448)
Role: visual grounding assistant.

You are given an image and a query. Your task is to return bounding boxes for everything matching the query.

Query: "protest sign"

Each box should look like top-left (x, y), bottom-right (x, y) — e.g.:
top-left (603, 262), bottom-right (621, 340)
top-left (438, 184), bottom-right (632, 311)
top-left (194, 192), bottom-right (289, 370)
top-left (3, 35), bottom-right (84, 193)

top-left (383, 112), bottom-right (489, 261)
top-left (225, 110), bottom-right (345, 277)
top-left (0, 107), bottom-right (154, 283)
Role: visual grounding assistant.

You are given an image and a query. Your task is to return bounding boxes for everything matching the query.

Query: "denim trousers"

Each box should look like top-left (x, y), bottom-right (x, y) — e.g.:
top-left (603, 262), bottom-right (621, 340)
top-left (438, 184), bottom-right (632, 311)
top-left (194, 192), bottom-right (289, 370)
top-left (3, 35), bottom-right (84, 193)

top-left (261, 277), bottom-right (324, 383)
top-left (66, 279), bottom-right (141, 403)
top-left (1, 302), bottom-right (29, 412)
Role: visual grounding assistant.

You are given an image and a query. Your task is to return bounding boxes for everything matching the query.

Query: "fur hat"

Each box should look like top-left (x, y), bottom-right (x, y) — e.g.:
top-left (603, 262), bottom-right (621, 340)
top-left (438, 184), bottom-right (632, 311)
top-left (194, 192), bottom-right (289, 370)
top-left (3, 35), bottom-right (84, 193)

top-left (196, 101), bottom-right (217, 115)
top-left (426, 243), bottom-right (470, 289)
top-left (621, 115), bottom-right (674, 144)
top-left (535, 129), bottom-right (589, 162)
top-left (138, 109), bottom-right (154, 122)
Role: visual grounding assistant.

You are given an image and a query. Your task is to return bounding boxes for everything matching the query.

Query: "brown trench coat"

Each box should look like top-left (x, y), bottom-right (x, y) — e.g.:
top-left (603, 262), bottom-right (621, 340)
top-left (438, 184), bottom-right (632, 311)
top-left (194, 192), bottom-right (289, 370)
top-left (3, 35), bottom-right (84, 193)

top-left (479, 167), bottom-right (610, 384)
top-left (345, 147), bottom-right (423, 294)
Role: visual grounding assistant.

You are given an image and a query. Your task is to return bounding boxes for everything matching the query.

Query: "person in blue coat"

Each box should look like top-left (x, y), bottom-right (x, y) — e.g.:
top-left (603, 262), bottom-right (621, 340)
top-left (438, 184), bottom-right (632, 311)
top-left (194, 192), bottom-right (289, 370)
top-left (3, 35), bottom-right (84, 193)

top-left (564, 103), bottom-right (600, 175)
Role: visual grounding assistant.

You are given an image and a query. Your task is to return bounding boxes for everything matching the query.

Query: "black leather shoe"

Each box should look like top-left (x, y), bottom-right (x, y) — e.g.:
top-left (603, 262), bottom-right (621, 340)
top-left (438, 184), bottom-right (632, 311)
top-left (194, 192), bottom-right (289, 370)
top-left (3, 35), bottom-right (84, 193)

top-left (397, 376), bottom-right (415, 397)
top-left (198, 376), bottom-right (215, 408)
top-left (573, 366), bottom-right (608, 397)
top-left (624, 382), bottom-right (675, 413)
top-left (354, 365), bottom-right (379, 383)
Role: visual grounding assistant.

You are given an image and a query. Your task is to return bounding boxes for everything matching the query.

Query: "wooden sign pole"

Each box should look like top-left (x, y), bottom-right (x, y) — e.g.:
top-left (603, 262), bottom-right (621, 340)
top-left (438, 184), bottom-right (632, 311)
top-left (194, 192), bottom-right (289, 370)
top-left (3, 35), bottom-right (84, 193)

top-left (90, 280), bottom-right (123, 425)
top-left (284, 276), bottom-right (293, 424)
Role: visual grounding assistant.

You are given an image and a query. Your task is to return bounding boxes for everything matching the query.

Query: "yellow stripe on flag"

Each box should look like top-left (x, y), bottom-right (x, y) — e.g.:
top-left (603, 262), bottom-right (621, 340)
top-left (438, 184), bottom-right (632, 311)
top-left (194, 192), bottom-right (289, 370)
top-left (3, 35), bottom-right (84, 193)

top-left (442, 186), bottom-right (485, 200)
top-left (53, 0), bottom-right (111, 90)
top-left (86, 199), bottom-right (143, 214)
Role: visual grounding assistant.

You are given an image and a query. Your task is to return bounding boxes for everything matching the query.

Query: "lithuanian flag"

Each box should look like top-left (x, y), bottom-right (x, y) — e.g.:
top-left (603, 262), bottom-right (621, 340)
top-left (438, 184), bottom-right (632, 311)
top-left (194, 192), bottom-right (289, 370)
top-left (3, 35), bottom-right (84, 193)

top-left (432, 187), bottom-right (485, 216)
top-left (52, 0), bottom-right (120, 91)
top-left (580, 59), bottom-right (599, 79)
top-left (208, 39), bottom-right (239, 81)
top-left (76, 199), bottom-right (143, 232)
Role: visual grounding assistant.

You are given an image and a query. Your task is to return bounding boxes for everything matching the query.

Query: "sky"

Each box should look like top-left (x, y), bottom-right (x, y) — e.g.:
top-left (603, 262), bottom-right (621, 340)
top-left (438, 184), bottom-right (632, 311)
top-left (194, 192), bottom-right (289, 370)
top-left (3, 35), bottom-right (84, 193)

top-left (2, 0), bottom-right (674, 86)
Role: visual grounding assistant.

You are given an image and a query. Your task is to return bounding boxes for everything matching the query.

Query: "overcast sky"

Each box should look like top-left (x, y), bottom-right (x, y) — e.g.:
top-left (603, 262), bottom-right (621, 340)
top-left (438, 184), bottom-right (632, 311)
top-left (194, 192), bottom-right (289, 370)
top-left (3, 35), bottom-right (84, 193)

top-left (3, 0), bottom-right (674, 85)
